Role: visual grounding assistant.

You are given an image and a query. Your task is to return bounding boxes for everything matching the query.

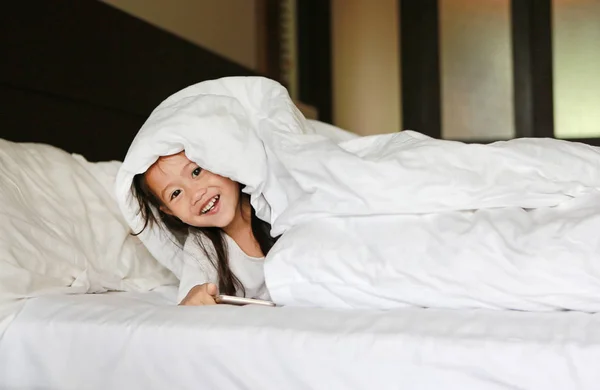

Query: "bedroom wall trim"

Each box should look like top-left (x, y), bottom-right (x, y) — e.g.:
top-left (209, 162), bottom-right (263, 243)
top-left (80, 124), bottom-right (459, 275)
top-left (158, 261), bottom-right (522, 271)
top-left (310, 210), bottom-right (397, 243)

top-left (296, 0), bottom-right (333, 124)
top-left (511, 0), bottom-right (555, 139)
top-left (398, 0), bottom-right (442, 139)
top-left (398, 0), bottom-right (600, 145)
top-left (256, 0), bottom-right (283, 84)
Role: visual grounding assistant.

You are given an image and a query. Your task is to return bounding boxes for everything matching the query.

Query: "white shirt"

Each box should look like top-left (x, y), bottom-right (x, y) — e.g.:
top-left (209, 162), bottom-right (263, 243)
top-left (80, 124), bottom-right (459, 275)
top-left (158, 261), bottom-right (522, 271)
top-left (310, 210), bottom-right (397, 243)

top-left (177, 232), bottom-right (270, 303)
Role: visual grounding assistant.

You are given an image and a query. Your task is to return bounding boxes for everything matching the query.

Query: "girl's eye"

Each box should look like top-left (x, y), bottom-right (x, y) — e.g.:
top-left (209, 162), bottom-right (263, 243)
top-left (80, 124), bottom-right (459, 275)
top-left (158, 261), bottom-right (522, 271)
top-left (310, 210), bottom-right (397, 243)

top-left (192, 167), bottom-right (202, 178)
top-left (170, 189), bottom-right (181, 201)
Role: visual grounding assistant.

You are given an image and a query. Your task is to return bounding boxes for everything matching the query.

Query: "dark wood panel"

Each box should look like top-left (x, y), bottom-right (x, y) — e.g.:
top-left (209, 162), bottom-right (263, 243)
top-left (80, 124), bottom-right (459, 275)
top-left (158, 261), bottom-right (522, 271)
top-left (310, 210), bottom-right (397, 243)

top-left (0, 1), bottom-right (257, 117)
top-left (511, 0), bottom-right (555, 138)
top-left (0, 85), bottom-right (142, 162)
top-left (399, 0), bottom-right (441, 138)
top-left (297, 0), bottom-right (332, 123)
top-left (256, 0), bottom-right (283, 83)
top-left (0, 0), bottom-right (260, 161)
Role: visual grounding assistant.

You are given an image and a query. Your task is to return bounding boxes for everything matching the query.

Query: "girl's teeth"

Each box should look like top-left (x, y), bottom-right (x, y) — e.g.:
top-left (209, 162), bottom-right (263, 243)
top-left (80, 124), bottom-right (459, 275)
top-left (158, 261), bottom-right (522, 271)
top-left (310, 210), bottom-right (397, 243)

top-left (201, 195), bottom-right (219, 214)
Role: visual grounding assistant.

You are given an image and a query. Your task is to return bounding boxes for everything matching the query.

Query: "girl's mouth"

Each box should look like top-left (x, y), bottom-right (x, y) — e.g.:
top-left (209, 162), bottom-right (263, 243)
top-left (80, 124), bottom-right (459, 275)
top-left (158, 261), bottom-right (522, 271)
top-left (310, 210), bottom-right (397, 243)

top-left (201, 195), bottom-right (220, 215)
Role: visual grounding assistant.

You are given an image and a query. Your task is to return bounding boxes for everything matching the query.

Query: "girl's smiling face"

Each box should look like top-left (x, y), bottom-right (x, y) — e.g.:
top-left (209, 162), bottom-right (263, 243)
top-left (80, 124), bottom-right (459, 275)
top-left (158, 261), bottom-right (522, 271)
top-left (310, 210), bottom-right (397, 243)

top-left (144, 152), bottom-right (242, 230)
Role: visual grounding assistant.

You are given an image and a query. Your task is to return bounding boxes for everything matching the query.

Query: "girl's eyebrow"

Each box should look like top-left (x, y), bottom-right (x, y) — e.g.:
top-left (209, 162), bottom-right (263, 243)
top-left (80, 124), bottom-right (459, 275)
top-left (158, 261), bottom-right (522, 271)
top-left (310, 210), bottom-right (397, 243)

top-left (179, 161), bottom-right (194, 177)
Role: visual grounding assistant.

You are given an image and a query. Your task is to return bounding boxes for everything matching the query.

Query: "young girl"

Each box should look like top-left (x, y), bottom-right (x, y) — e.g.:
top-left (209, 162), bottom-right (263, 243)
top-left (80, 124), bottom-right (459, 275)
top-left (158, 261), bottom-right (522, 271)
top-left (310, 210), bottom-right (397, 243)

top-left (132, 151), bottom-right (278, 306)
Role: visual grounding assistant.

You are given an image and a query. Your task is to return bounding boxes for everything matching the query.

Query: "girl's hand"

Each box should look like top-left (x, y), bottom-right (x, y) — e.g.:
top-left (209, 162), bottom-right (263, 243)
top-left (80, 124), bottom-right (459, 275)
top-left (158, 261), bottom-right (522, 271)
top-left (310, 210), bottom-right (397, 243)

top-left (179, 283), bottom-right (218, 306)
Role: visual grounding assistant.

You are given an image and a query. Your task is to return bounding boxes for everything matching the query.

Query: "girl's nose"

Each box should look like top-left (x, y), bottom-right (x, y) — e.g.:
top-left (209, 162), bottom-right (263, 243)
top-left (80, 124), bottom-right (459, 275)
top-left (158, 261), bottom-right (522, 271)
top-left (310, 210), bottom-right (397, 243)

top-left (191, 187), bottom-right (207, 206)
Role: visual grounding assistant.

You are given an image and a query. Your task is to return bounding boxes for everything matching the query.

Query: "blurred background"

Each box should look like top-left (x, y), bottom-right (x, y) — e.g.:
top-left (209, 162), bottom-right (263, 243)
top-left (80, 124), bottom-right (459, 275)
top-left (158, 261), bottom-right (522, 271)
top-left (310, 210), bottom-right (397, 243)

top-left (6, 0), bottom-right (598, 144)
top-left (101, 0), bottom-right (600, 143)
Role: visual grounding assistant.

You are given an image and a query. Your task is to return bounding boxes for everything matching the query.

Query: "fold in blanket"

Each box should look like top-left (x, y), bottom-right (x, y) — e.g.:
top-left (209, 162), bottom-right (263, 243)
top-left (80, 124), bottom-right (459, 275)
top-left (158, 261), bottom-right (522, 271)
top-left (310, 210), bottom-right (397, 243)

top-left (116, 76), bottom-right (600, 311)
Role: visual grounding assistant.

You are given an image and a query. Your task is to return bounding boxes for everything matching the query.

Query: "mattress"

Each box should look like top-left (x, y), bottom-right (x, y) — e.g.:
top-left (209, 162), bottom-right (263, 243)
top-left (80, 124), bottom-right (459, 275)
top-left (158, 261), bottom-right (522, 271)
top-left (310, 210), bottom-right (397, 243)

top-left (1, 287), bottom-right (600, 390)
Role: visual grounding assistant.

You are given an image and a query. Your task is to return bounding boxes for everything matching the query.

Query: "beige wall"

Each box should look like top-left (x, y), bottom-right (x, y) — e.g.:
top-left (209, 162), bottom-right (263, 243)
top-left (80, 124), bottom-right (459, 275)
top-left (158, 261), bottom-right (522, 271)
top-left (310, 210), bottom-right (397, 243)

top-left (332, 0), bottom-right (401, 135)
top-left (439, 0), bottom-right (514, 141)
top-left (101, 0), bottom-right (258, 70)
top-left (553, 0), bottom-right (600, 138)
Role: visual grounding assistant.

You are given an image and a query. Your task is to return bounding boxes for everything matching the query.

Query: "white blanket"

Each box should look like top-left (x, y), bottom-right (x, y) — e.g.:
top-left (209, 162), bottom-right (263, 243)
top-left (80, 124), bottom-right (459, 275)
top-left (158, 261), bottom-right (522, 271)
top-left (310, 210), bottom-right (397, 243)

top-left (116, 76), bottom-right (600, 311)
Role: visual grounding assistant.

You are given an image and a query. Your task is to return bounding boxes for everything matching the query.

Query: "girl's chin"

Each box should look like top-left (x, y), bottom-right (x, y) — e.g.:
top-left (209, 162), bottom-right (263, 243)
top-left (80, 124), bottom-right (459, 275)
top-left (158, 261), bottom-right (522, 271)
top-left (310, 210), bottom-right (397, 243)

top-left (189, 214), bottom-right (234, 229)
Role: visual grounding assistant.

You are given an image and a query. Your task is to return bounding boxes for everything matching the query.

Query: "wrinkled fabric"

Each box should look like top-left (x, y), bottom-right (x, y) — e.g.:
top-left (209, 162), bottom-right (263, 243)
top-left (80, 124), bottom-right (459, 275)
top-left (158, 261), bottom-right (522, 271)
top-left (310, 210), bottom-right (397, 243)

top-left (0, 140), bottom-right (176, 335)
top-left (116, 76), bottom-right (600, 311)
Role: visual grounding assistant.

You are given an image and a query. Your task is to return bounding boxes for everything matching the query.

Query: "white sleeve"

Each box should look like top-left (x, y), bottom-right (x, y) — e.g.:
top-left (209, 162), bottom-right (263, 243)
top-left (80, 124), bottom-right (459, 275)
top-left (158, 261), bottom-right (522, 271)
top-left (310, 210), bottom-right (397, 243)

top-left (177, 234), bottom-right (218, 303)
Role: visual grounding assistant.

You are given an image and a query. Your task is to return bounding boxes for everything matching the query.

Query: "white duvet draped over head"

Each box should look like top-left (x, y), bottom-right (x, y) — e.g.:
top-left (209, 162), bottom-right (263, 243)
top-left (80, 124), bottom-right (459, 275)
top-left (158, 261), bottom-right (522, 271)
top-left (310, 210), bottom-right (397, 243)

top-left (117, 76), bottom-right (600, 312)
top-left (115, 76), bottom-right (347, 278)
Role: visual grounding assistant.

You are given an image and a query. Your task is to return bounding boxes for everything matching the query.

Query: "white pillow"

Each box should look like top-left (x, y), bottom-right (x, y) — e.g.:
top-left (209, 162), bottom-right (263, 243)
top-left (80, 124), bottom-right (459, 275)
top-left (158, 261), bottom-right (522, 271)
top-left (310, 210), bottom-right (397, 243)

top-left (0, 139), bottom-right (176, 311)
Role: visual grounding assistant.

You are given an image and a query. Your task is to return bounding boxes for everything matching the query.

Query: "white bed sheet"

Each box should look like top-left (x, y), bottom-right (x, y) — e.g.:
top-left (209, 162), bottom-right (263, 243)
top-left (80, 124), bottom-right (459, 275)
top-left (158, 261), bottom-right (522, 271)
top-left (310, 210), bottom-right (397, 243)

top-left (1, 287), bottom-right (600, 390)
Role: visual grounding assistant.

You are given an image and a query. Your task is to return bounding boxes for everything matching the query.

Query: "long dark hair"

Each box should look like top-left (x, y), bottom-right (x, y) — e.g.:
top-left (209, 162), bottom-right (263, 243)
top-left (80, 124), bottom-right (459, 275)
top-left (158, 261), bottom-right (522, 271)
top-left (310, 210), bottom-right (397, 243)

top-left (131, 174), bottom-right (278, 296)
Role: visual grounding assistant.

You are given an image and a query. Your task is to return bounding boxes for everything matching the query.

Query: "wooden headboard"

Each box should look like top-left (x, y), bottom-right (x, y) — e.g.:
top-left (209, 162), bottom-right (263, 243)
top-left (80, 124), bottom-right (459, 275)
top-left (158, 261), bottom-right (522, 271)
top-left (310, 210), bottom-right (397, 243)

top-left (0, 1), bottom-right (258, 161)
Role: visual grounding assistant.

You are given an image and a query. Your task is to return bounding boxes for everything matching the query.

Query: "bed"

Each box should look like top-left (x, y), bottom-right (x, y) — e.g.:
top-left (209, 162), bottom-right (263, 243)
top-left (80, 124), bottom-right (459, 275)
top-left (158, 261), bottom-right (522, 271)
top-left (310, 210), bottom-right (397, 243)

top-left (4, 286), bottom-right (600, 389)
top-left (2, 2), bottom-right (600, 389)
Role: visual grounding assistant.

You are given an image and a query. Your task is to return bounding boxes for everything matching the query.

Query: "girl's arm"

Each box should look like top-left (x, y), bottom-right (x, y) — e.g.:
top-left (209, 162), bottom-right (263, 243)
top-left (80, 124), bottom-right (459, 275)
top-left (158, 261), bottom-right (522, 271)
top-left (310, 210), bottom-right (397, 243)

top-left (177, 234), bottom-right (219, 304)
